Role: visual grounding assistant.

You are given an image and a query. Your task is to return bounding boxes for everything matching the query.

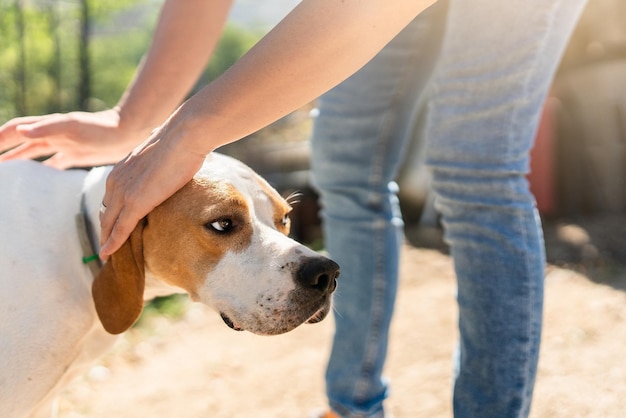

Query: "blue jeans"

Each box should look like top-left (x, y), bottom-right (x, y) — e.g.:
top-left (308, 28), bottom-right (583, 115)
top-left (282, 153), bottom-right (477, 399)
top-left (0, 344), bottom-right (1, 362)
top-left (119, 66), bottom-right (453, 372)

top-left (310, 1), bottom-right (586, 417)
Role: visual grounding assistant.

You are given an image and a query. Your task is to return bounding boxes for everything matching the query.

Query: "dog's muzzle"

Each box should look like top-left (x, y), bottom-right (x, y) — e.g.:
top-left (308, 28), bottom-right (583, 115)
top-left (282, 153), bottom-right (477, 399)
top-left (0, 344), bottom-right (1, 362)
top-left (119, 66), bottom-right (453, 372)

top-left (219, 256), bottom-right (339, 334)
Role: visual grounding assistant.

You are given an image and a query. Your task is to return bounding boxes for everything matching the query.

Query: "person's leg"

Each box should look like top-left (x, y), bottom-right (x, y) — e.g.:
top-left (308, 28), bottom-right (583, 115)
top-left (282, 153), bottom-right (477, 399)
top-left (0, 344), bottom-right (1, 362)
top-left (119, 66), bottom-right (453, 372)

top-left (424, 1), bottom-right (586, 417)
top-left (310, 3), bottom-right (448, 417)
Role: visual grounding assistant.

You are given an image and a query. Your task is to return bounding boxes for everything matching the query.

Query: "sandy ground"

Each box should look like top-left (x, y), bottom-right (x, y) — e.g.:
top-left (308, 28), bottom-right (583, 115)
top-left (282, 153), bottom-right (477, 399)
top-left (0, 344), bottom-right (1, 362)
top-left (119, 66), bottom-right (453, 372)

top-left (56, 220), bottom-right (626, 418)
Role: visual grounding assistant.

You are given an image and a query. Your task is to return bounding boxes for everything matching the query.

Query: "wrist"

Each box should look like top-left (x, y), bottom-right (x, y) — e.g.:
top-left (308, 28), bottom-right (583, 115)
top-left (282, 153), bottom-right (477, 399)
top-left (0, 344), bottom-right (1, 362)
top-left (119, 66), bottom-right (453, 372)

top-left (166, 114), bottom-right (213, 159)
top-left (113, 105), bottom-right (158, 142)
top-left (160, 100), bottom-right (225, 158)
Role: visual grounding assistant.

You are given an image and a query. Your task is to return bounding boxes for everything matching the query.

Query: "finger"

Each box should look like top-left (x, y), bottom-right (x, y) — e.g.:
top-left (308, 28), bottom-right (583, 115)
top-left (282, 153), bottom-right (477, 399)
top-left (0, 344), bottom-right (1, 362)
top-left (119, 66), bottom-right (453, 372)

top-left (99, 171), bottom-right (129, 258)
top-left (0, 141), bottom-right (55, 162)
top-left (99, 207), bottom-right (141, 259)
top-left (0, 115), bottom-right (67, 155)
top-left (0, 117), bottom-right (41, 153)
top-left (99, 193), bottom-right (119, 255)
top-left (0, 132), bottom-right (20, 153)
top-left (16, 114), bottom-right (75, 139)
top-left (0, 115), bottom-right (46, 135)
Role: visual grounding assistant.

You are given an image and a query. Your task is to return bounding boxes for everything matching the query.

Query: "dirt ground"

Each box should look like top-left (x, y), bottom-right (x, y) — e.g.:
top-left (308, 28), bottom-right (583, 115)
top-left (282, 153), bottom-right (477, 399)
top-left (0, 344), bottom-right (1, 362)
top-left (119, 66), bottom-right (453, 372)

top-left (57, 217), bottom-right (626, 418)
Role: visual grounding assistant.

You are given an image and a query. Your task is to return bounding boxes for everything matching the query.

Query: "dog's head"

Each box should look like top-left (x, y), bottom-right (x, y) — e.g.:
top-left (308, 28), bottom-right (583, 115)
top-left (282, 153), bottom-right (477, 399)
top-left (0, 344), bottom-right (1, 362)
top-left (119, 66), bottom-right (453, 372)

top-left (92, 154), bottom-right (339, 335)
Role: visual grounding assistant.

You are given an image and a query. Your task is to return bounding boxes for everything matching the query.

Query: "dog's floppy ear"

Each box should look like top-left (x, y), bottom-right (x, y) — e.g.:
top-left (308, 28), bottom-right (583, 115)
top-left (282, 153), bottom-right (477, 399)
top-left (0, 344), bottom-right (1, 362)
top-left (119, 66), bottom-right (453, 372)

top-left (92, 219), bottom-right (146, 335)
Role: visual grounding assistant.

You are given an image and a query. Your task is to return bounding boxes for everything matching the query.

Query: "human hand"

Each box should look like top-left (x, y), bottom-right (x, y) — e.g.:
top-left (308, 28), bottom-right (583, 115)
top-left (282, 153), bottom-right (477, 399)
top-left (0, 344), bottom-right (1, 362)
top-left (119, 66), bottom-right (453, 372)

top-left (98, 124), bottom-right (206, 260)
top-left (0, 109), bottom-right (145, 169)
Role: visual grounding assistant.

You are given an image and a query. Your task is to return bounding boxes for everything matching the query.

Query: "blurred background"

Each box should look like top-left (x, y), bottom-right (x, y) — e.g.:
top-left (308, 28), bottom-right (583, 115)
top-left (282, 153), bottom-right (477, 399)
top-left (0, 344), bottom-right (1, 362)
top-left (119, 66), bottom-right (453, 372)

top-left (2, 0), bottom-right (626, 291)
top-left (2, 2), bottom-right (626, 416)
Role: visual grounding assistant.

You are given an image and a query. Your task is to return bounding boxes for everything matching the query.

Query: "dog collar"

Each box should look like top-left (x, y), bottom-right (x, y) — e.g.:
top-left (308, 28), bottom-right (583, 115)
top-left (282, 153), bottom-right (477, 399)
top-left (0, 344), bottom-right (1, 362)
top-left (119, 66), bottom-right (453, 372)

top-left (75, 192), bottom-right (103, 278)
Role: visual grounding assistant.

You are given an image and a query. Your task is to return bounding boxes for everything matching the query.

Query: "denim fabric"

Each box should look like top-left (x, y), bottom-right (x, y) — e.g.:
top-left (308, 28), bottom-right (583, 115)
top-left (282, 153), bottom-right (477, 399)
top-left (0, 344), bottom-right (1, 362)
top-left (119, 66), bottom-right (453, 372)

top-left (310, 1), bottom-right (586, 417)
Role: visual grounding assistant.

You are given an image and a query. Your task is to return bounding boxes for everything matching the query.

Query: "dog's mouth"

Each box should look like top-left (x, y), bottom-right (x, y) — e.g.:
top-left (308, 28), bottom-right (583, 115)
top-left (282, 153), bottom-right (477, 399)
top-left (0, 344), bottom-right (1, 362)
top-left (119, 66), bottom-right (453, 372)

top-left (305, 304), bottom-right (330, 324)
top-left (219, 303), bottom-right (330, 333)
top-left (220, 312), bottom-right (244, 331)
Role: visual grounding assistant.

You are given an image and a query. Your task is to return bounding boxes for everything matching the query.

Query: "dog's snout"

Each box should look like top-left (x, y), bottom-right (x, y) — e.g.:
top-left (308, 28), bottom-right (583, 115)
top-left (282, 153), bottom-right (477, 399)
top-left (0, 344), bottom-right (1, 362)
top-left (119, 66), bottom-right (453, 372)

top-left (297, 257), bottom-right (340, 292)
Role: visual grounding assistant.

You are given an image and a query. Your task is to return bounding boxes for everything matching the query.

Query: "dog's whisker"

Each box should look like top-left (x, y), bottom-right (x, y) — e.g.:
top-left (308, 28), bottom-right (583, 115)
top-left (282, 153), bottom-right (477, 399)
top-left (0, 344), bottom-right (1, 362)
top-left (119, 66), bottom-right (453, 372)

top-left (285, 191), bottom-right (303, 205)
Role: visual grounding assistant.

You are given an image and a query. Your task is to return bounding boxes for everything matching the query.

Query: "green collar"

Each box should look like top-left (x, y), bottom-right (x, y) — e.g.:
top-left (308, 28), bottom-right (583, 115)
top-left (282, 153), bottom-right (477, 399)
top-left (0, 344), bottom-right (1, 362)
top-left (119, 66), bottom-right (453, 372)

top-left (75, 193), bottom-right (103, 278)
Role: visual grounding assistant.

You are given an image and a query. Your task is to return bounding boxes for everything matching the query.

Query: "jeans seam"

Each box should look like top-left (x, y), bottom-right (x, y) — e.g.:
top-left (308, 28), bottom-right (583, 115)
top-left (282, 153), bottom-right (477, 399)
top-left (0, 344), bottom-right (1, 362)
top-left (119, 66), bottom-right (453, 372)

top-left (367, 19), bottom-right (433, 208)
top-left (353, 219), bottom-right (386, 404)
top-left (509, 6), bottom-right (559, 415)
top-left (353, 28), bottom-right (420, 406)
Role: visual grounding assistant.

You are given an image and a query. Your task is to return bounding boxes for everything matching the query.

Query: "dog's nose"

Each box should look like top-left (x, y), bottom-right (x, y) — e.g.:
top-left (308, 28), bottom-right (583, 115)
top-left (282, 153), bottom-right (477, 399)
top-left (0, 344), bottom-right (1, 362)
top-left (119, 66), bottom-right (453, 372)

top-left (297, 257), bottom-right (340, 293)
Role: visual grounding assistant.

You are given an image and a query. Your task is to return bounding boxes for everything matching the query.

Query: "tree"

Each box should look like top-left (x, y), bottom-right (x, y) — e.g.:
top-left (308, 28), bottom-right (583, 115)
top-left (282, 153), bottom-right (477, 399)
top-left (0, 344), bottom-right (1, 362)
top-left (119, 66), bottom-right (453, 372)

top-left (0, 1), bottom-right (261, 121)
top-left (13, 0), bottom-right (27, 115)
top-left (78, 0), bottom-right (91, 110)
top-left (45, 0), bottom-right (62, 112)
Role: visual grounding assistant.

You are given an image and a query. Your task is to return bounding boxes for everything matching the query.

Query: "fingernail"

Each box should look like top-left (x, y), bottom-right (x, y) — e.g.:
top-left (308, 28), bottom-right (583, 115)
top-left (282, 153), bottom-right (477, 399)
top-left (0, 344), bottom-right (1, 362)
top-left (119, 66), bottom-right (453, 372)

top-left (99, 243), bottom-right (110, 260)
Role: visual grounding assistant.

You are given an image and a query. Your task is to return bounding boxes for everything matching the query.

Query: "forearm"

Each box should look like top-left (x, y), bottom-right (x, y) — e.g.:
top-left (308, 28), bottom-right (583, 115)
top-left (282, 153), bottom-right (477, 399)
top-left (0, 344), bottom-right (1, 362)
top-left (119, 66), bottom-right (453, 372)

top-left (116, 0), bottom-right (233, 137)
top-left (168, 0), bottom-right (437, 154)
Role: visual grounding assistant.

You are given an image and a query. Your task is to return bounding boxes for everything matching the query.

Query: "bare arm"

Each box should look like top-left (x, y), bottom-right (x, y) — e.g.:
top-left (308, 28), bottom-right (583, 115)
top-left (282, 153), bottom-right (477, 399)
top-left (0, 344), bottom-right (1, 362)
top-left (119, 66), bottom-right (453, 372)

top-left (0, 0), bottom-right (232, 168)
top-left (166, 0), bottom-right (437, 153)
top-left (115, 0), bottom-right (233, 136)
top-left (100, 0), bottom-right (438, 257)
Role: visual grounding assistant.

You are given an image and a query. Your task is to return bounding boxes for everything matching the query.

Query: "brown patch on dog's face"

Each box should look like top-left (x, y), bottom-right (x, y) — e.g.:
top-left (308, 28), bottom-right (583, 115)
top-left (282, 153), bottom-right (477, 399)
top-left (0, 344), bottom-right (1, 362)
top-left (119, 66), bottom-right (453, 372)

top-left (142, 179), bottom-right (253, 300)
top-left (130, 153), bottom-right (338, 336)
top-left (256, 178), bottom-right (292, 236)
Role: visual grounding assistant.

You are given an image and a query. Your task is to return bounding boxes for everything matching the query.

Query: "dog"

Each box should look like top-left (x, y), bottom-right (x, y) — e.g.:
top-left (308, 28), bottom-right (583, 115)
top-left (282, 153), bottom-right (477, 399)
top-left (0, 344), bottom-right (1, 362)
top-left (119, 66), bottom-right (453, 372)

top-left (0, 153), bottom-right (339, 418)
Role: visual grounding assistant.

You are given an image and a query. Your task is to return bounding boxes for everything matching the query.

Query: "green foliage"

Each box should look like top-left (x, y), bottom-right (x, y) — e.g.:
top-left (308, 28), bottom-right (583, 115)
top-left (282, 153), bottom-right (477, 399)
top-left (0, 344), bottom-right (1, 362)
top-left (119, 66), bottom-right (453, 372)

top-left (89, 20), bottom-right (155, 109)
top-left (196, 24), bottom-right (261, 91)
top-left (0, 0), bottom-right (152, 118)
top-left (135, 294), bottom-right (190, 329)
top-left (0, 0), bottom-right (261, 121)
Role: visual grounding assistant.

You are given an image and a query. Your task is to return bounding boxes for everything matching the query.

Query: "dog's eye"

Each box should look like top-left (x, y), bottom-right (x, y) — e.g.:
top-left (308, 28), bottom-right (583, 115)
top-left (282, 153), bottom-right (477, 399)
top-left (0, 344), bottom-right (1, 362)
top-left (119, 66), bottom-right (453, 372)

top-left (281, 214), bottom-right (290, 227)
top-left (208, 219), bottom-right (234, 233)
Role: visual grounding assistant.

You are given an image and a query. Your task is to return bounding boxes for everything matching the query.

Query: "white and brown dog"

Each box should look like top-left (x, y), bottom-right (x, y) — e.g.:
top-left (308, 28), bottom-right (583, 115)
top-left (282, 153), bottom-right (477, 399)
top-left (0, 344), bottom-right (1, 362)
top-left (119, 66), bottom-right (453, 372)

top-left (0, 153), bottom-right (339, 418)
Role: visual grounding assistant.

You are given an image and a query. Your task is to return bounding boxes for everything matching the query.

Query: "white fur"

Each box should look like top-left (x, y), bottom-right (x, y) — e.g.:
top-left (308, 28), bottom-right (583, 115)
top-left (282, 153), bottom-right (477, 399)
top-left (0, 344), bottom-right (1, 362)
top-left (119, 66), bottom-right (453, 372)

top-left (0, 154), bottom-right (338, 418)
